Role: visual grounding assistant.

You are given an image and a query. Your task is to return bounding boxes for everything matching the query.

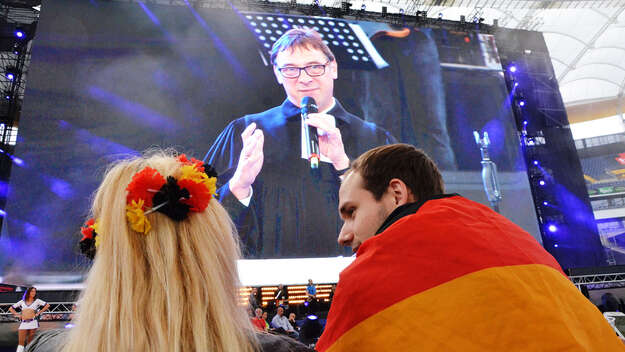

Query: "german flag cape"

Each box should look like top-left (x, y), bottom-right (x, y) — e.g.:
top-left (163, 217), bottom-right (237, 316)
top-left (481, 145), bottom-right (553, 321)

top-left (316, 195), bottom-right (623, 351)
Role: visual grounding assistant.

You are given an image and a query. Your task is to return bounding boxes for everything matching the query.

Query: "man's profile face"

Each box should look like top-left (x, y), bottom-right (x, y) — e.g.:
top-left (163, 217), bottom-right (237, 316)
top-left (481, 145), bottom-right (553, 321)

top-left (338, 172), bottom-right (396, 253)
top-left (289, 313), bottom-right (296, 320)
top-left (273, 46), bottom-right (337, 112)
top-left (277, 307), bottom-right (284, 316)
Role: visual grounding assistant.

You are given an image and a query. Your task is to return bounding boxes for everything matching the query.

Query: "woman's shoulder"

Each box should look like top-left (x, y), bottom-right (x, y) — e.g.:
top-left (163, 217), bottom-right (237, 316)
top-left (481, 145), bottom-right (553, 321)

top-left (255, 332), bottom-right (314, 352)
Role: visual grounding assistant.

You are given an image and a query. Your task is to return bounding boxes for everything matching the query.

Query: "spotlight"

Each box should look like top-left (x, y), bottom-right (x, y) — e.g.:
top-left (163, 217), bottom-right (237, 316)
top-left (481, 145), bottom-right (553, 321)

top-left (533, 160), bottom-right (539, 166)
top-left (543, 201), bottom-right (548, 206)
top-left (14, 28), bottom-right (25, 39)
top-left (539, 180), bottom-right (546, 186)
top-left (514, 82), bottom-right (519, 87)
top-left (0, 209), bottom-right (5, 217)
top-left (523, 120), bottom-right (528, 126)
top-left (554, 243), bottom-right (558, 248)
top-left (5, 72), bottom-right (15, 81)
top-left (11, 156), bottom-right (23, 166)
top-left (519, 100), bottom-right (526, 107)
top-left (508, 65), bottom-right (517, 73)
top-left (548, 224), bottom-right (557, 233)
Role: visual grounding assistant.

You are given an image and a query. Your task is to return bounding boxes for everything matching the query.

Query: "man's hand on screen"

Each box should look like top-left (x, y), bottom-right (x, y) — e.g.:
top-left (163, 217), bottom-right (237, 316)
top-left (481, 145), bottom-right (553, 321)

top-left (306, 113), bottom-right (349, 170)
top-left (230, 123), bottom-right (264, 200)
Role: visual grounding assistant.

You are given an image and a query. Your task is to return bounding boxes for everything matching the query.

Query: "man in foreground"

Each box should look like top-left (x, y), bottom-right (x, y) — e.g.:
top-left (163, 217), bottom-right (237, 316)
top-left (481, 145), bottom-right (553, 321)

top-left (316, 143), bottom-right (623, 351)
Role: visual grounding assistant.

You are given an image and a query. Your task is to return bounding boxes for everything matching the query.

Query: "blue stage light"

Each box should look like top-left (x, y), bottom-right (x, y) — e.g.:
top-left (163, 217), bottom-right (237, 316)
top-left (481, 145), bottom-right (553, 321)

top-left (0, 209), bottom-right (5, 217)
top-left (539, 180), bottom-right (546, 186)
top-left (514, 82), bottom-right (519, 87)
top-left (5, 72), bottom-right (14, 80)
top-left (554, 244), bottom-right (558, 248)
top-left (15, 30), bottom-right (24, 38)
top-left (543, 201), bottom-right (548, 206)
top-left (523, 120), bottom-right (528, 126)
top-left (548, 224), bottom-right (557, 232)
top-left (533, 160), bottom-right (539, 166)
top-left (11, 156), bottom-right (23, 166)
top-left (519, 100), bottom-right (526, 107)
top-left (509, 65), bottom-right (517, 73)
top-left (307, 314), bottom-right (318, 320)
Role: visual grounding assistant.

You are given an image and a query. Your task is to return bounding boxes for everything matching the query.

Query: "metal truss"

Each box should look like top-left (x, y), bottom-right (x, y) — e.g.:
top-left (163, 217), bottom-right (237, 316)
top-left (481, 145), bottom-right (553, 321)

top-left (569, 272), bottom-right (625, 290)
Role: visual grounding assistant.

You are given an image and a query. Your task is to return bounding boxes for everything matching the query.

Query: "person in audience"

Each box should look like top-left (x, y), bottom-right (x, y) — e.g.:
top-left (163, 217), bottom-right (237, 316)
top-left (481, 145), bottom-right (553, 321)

top-left (316, 143), bottom-right (625, 351)
top-left (248, 287), bottom-right (261, 311)
top-left (271, 306), bottom-right (299, 339)
top-left (251, 308), bottom-right (267, 332)
top-left (9, 287), bottom-right (49, 352)
top-left (24, 151), bottom-right (312, 352)
top-left (262, 311), bottom-right (270, 331)
top-left (599, 292), bottom-right (621, 313)
top-left (288, 313), bottom-right (299, 333)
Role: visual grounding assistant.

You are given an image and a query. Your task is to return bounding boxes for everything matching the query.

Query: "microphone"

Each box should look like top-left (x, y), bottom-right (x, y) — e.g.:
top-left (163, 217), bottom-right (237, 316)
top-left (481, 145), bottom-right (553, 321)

top-left (301, 96), bottom-right (320, 169)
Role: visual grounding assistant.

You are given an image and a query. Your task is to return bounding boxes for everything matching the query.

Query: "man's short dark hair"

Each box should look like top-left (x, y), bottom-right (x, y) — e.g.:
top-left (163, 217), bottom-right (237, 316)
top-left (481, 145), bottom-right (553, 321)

top-left (349, 144), bottom-right (445, 201)
top-left (270, 28), bottom-right (335, 65)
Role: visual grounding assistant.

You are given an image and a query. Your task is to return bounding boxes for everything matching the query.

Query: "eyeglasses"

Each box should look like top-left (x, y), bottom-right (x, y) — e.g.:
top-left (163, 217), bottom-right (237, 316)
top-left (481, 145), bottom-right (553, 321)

top-left (277, 61), bottom-right (330, 78)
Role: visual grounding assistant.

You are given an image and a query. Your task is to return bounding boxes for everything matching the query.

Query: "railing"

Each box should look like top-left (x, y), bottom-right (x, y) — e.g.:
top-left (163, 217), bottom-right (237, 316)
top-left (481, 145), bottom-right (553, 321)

top-left (0, 302), bottom-right (75, 322)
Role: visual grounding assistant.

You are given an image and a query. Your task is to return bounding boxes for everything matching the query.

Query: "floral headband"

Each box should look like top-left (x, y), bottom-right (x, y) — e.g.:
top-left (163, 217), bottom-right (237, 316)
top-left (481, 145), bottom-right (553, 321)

top-left (79, 154), bottom-right (218, 259)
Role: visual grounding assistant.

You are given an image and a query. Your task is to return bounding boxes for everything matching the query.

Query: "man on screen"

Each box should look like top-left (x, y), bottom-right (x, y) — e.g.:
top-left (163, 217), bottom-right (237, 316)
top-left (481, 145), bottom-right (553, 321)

top-left (205, 28), bottom-right (396, 258)
top-left (316, 143), bottom-right (624, 351)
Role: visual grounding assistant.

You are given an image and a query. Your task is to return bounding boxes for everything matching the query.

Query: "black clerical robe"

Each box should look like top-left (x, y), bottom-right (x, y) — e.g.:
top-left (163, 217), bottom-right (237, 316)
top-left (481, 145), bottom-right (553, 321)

top-left (205, 99), bottom-right (396, 258)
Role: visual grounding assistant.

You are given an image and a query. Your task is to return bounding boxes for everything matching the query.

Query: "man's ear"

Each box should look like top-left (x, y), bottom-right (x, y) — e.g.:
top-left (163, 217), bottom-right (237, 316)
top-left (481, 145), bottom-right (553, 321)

top-left (387, 178), bottom-right (414, 206)
top-left (273, 65), bottom-right (284, 85)
top-left (330, 60), bottom-right (338, 79)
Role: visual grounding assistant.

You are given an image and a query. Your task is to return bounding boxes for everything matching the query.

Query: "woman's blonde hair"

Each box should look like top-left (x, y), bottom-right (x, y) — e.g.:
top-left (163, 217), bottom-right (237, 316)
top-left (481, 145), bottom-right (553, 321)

top-left (64, 150), bottom-right (256, 352)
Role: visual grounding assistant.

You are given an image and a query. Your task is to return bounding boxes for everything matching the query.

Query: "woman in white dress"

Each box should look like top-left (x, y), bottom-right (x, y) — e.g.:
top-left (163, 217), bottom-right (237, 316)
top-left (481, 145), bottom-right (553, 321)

top-left (9, 287), bottom-right (50, 352)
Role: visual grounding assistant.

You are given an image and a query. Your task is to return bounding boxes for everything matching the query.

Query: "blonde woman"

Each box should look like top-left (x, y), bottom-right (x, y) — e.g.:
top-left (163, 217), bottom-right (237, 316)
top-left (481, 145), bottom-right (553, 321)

top-left (26, 151), bottom-right (312, 352)
top-left (9, 287), bottom-right (49, 352)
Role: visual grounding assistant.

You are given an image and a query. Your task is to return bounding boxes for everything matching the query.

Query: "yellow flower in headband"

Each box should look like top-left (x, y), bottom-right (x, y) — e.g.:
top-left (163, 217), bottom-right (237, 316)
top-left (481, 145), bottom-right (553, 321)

top-left (93, 221), bottom-right (102, 248)
top-left (206, 176), bottom-right (217, 197)
top-left (180, 165), bottom-right (209, 184)
top-left (126, 199), bottom-right (151, 234)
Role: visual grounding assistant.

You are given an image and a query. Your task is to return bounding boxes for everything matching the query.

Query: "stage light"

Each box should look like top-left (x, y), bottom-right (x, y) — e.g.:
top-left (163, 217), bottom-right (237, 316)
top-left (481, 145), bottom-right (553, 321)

top-left (307, 314), bottom-right (318, 320)
top-left (533, 160), bottom-right (539, 165)
top-left (548, 224), bottom-right (557, 233)
top-left (543, 201), bottom-right (548, 206)
top-left (519, 100), bottom-right (526, 107)
top-left (554, 243), bottom-right (558, 248)
top-left (14, 29), bottom-right (24, 39)
top-left (514, 82), bottom-right (519, 87)
top-left (508, 65), bottom-right (517, 73)
top-left (523, 120), bottom-right (528, 126)
top-left (539, 180), bottom-right (546, 186)
top-left (5, 72), bottom-right (14, 81)
top-left (0, 209), bottom-right (5, 217)
top-left (11, 156), bottom-right (23, 166)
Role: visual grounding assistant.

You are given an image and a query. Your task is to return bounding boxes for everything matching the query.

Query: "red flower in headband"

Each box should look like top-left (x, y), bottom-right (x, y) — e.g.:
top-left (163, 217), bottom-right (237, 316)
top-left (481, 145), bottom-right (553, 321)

top-left (177, 154), bottom-right (204, 171)
top-left (178, 178), bottom-right (212, 212)
top-left (126, 166), bottom-right (166, 209)
top-left (80, 218), bottom-right (96, 240)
